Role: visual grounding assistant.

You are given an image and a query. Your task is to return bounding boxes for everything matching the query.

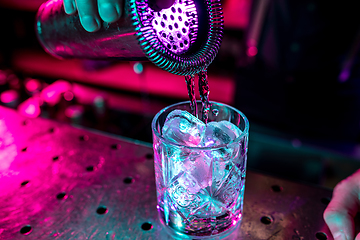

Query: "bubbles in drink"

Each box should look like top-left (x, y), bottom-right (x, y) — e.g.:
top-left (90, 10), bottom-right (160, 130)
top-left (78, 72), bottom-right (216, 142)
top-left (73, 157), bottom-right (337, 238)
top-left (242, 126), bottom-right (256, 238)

top-left (184, 70), bottom-right (210, 123)
top-left (212, 108), bottom-right (219, 116)
top-left (198, 70), bottom-right (210, 123)
top-left (185, 75), bottom-right (197, 117)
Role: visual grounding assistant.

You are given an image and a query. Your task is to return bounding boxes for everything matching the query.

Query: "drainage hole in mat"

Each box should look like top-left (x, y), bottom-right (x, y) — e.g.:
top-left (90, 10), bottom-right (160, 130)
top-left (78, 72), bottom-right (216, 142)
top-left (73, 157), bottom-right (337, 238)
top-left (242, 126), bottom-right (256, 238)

top-left (23, 119), bottom-right (31, 126)
top-left (20, 225), bottom-right (32, 235)
top-left (49, 127), bottom-right (57, 133)
top-left (123, 177), bottom-right (134, 184)
top-left (79, 135), bottom-right (89, 141)
top-left (271, 185), bottom-right (282, 192)
top-left (56, 192), bottom-right (67, 200)
top-left (111, 144), bottom-right (121, 149)
top-left (315, 232), bottom-right (327, 240)
top-left (141, 222), bottom-right (153, 231)
top-left (52, 155), bottom-right (62, 161)
top-left (96, 206), bottom-right (108, 215)
top-left (21, 180), bottom-right (30, 187)
top-left (86, 165), bottom-right (94, 171)
top-left (260, 216), bottom-right (273, 225)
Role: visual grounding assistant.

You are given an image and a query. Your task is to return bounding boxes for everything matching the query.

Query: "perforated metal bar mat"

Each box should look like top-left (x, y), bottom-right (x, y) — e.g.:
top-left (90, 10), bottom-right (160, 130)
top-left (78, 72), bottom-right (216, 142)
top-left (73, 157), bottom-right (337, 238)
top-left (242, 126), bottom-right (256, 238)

top-left (0, 106), bottom-right (334, 239)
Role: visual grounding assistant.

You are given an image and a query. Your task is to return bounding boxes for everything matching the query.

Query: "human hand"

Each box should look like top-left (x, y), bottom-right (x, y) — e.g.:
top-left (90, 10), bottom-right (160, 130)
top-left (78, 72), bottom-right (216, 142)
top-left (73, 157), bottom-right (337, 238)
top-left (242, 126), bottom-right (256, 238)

top-left (63, 0), bottom-right (122, 32)
top-left (324, 169), bottom-right (360, 240)
top-left (63, 0), bottom-right (175, 32)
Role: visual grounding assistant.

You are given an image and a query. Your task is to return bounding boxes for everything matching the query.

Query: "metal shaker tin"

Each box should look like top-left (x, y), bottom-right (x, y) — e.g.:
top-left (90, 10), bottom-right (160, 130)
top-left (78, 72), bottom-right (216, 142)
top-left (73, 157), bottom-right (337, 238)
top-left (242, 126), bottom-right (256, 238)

top-left (36, 0), bottom-right (223, 75)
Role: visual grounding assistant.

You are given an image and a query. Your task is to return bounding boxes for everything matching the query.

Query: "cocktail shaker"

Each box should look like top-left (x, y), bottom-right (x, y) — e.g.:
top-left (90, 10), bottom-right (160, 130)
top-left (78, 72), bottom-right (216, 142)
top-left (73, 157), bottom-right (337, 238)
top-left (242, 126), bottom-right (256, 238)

top-left (35, 0), bottom-right (223, 75)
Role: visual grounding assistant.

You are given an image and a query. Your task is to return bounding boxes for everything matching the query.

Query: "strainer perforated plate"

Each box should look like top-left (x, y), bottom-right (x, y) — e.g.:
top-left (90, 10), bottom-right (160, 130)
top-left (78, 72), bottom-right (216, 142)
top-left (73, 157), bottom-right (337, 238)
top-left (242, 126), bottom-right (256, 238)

top-left (130, 0), bottom-right (224, 76)
top-left (149, 0), bottom-right (198, 54)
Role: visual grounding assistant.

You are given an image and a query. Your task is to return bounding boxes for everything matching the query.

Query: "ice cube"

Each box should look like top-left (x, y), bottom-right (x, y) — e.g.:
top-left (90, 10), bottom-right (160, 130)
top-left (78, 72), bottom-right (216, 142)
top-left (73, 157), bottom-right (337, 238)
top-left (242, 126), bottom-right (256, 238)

top-left (182, 151), bottom-right (212, 191)
top-left (167, 172), bottom-right (204, 219)
top-left (163, 143), bottom-right (192, 182)
top-left (177, 171), bottom-right (202, 195)
top-left (162, 110), bottom-right (206, 147)
top-left (166, 151), bottom-right (211, 196)
top-left (202, 121), bottom-right (242, 147)
top-left (212, 157), bottom-right (227, 185)
top-left (220, 120), bottom-right (243, 139)
top-left (168, 173), bottom-right (196, 208)
top-left (201, 121), bottom-right (242, 191)
top-left (213, 167), bottom-right (244, 207)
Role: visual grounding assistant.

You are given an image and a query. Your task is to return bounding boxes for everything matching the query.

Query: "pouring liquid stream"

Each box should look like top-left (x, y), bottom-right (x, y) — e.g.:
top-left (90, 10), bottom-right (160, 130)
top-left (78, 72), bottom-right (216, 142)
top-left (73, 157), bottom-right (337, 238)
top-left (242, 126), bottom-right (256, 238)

top-left (185, 70), bottom-right (210, 123)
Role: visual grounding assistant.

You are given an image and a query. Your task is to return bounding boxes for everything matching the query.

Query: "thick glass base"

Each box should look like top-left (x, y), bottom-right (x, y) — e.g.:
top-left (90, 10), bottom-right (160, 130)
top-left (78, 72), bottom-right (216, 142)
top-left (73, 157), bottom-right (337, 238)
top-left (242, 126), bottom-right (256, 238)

top-left (158, 208), bottom-right (242, 239)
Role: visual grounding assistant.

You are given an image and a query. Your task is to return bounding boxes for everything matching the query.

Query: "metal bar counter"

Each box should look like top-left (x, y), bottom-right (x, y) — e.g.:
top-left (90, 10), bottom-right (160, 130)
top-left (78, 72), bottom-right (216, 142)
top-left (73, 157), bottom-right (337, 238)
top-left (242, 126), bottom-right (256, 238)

top-left (0, 106), bottom-right (335, 239)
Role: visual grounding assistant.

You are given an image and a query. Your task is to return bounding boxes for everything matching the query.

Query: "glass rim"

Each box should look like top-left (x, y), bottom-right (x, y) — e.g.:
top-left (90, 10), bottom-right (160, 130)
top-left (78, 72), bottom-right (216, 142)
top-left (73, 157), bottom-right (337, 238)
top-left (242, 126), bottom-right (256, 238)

top-left (151, 100), bottom-right (249, 150)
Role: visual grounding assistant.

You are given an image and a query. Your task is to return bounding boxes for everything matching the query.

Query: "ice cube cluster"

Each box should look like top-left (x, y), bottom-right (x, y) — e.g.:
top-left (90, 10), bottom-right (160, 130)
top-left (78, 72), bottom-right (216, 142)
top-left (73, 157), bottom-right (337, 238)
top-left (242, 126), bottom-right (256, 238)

top-left (162, 109), bottom-right (242, 147)
top-left (162, 109), bottom-right (244, 202)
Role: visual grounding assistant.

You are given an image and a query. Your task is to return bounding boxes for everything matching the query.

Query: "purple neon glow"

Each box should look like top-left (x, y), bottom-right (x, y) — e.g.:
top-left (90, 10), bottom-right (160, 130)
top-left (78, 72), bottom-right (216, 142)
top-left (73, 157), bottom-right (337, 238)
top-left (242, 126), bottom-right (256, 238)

top-left (149, 0), bottom-right (198, 54)
top-left (339, 69), bottom-right (350, 82)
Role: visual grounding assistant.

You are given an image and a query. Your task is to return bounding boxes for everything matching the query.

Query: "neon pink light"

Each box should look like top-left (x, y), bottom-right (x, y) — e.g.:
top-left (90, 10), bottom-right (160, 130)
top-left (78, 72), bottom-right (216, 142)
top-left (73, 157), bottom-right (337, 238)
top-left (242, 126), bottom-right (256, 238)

top-left (45, 0), bottom-right (61, 9)
top-left (96, 32), bottom-right (136, 43)
top-left (46, 90), bottom-right (55, 98)
top-left (247, 46), bottom-right (258, 57)
top-left (64, 91), bottom-right (74, 101)
top-left (0, 119), bottom-right (18, 172)
top-left (65, 105), bottom-right (84, 119)
top-left (41, 80), bottom-right (72, 106)
top-left (25, 78), bottom-right (41, 92)
top-left (0, 90), bottom-right (19, 104)
top-left (12, 50), bottom-right (236, 104)
top-left (25, 104), bottom-right (36, 115)
top-left (18, 98), bottom-right (41, 118)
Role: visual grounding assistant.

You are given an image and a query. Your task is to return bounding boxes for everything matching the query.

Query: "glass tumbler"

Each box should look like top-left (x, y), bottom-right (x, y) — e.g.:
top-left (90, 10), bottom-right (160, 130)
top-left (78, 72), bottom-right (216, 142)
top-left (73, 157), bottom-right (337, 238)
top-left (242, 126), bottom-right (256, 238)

top-left (152, 101), bottom-right (249, 239)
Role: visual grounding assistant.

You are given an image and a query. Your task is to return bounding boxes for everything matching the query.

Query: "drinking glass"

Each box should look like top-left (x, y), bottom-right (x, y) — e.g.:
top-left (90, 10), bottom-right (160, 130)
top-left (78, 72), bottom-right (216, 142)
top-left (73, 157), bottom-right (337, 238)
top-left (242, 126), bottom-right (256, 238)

top-left (152, 101), bottom-right (249, 239)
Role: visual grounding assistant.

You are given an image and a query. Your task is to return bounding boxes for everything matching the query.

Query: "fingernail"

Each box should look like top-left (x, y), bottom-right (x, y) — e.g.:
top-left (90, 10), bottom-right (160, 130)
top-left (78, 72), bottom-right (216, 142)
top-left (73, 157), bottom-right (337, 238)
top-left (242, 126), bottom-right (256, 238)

top-left (81, 15), bottom-right (100, 32)
top-left (99, 3), bottom-right (120, 23)
top-left (72, 1), bottom-right (76, 12)
top-left (334, 232), bottom-right (347, 240)
top-left (64, 1), bottom-right (75, 14)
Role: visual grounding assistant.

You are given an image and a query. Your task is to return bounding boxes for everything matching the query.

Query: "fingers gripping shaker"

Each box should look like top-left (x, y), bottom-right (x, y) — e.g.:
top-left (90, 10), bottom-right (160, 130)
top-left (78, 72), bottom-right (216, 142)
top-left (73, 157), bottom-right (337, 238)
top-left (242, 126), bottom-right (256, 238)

top-left (35, 0), bottom-right (224, 75)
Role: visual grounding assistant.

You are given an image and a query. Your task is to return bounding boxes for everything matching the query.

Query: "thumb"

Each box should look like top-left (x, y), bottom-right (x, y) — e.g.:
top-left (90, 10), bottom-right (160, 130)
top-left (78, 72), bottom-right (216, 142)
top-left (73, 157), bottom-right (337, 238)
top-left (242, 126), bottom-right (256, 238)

top-left (324, 170), bottom-right (360, 240)
top-left (324, 211), bottom-right (354, 240)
